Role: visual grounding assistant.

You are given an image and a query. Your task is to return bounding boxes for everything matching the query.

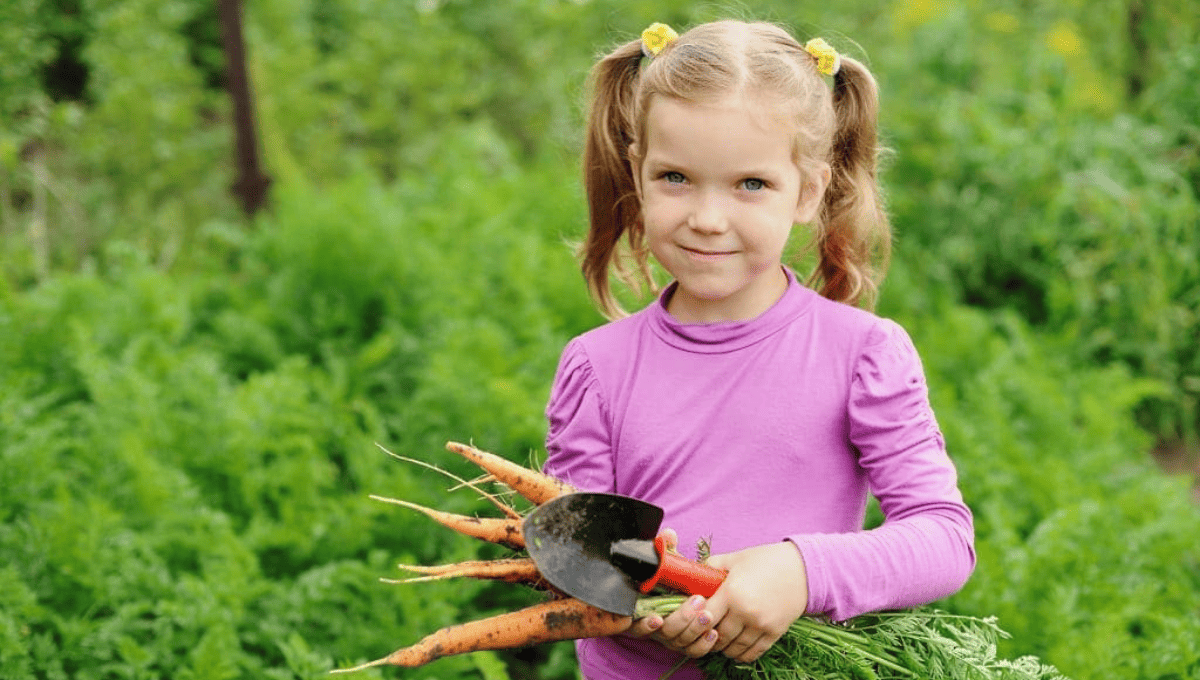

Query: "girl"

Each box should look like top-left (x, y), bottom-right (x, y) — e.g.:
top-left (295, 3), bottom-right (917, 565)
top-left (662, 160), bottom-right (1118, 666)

top-left (543, 20), bottom-right (975, 680)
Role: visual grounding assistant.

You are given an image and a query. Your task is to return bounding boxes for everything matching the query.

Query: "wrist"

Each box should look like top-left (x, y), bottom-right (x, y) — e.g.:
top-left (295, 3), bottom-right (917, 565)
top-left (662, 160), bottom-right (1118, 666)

top-left (784, 537), bottom-right (813, 616)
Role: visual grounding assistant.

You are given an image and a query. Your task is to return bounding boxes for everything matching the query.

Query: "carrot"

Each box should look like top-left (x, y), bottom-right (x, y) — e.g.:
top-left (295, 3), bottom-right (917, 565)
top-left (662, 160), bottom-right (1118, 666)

top-left (369, 495), bottom-right (525, 550)
top-left (377, 444), bottom-right (522, 520)
top-left (388, 558), bottom-right (545, 585)
top-left (445, 441), bottom-right (576, 506)
top-left (330, 597), bottom-right (631, 672)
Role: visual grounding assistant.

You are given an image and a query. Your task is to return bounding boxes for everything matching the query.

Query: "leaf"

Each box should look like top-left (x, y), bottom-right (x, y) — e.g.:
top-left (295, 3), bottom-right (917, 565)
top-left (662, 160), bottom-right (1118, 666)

top-left (185, 627), bottom-right (239, 680)
top-left (472, 650), bottom-right (513, 680)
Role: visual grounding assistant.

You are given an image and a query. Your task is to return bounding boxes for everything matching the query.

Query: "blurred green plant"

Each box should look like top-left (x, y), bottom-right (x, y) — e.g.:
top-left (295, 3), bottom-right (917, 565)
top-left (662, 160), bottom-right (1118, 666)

top-left (5, 152), bottom-right (1199, 678)
top-left (2, 2), bottom-right (1198, 679)
top-left (875, 1), bottom-right (1199, 447)
top-left (4, 0), bottom-right (1196, 444)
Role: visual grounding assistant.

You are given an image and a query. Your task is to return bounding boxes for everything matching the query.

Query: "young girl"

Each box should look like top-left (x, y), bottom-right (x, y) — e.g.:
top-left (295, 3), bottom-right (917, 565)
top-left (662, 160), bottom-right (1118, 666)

top-left (542, 20), bottom-right (975, 679)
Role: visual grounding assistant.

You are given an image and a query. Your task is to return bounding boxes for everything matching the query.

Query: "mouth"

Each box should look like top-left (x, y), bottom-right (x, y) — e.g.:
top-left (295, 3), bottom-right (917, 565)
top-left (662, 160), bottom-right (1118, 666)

top-left (681, 246), bottom-right (737, 257)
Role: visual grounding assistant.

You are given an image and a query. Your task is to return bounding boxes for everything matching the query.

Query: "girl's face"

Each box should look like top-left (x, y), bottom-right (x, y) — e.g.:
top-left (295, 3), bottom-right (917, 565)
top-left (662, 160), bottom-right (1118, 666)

top-left (633, 95), bottom-right (827, 323)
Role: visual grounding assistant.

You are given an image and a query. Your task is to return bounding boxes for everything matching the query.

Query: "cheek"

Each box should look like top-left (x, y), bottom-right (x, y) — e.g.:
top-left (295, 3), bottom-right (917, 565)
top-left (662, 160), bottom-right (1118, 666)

top-left (641, 197), bottom-right (676, 232)
top-left (747, 208), bottom-right (795, 252)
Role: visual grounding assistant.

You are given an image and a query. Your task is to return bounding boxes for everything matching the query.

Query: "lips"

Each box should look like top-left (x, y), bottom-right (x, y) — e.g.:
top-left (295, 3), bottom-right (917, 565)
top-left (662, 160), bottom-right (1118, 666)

top-left (681, 245), bottom-right (737, 257)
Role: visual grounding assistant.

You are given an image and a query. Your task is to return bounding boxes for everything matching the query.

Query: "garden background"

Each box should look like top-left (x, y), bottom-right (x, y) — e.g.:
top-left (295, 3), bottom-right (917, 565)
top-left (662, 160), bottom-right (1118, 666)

top-left (1, 0), bottom-right (1198, 678)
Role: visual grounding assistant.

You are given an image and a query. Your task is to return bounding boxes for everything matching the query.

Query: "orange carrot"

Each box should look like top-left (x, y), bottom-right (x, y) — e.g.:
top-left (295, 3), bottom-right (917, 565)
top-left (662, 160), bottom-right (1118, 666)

top-left (369, 495), bottom-right (525, 550)
top-left (390, 558), bottom-right (545, 585)
top-left (330, 598), bottom-right (631, 671)
top-left (377, 444), bottom-right (522, 519)
top-left (445, 441), bottom-right (576, 505)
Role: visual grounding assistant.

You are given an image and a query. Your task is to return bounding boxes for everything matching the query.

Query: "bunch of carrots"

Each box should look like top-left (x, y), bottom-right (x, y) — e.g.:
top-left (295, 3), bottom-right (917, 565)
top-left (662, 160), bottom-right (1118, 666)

top-left (332, 441), bottom-right (632, 673)
top-left (332, 442), bottom-right (1066, 680)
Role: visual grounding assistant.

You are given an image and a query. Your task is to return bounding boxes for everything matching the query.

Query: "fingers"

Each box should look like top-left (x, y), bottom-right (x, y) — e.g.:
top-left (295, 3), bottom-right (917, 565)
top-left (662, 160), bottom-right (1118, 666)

top-left (739, 635), bottom-right (777, 663)
top-left (714, 624), bottom-right (773, 663)
top-left (648, 594), bottom-right (780, 663)
top-left (706, 600), bottom-right (785, 663)
top-left (698, 543), bottom-right (808, 663)
top-left (654, 595), bottom-right (720, 658)
top-left (703, 551), bottom-right (729, 570)
top-left (659, 527), bottom-right (679, 552)
top-left (647, 540), bottom-right (800, 663)
top-left (658, 595), bottom-right (711, 643)
top-left (683, 628), bottom-right (720, 658)
top-left (625, 614), bottom-right (664, 639)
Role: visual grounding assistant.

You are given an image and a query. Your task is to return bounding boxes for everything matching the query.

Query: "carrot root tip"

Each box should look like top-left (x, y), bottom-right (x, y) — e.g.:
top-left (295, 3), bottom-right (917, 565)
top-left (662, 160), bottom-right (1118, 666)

top-left (381, 575), bottom-right (449, 584)
top-left (330, 657), bottom-right (389, 674)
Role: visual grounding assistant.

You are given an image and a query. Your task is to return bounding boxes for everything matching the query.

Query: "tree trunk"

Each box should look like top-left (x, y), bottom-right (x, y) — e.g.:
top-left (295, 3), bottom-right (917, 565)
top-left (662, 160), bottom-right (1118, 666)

top-left (0, 166), bottom-right (12, 238)
top-left (218, 0), bottom-right (272, 216)
top-left (27, 142), bottom-right (50, 281)
top-left (1126, 0), bottom-right (1147, 100)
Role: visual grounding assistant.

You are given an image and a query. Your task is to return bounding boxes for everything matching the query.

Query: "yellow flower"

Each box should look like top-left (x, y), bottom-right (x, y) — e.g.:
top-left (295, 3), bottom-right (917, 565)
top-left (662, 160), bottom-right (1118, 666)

top-left (1046, 21), bottom-right (1082, 57)
top-left (984, 12), bottom-right (1019, 34)
top-left (894, 0), bottom-right (949, 29)
top-left (642, 22), bottom-right (678, 57)
top-left (804, 37), bottom-right (840, 76)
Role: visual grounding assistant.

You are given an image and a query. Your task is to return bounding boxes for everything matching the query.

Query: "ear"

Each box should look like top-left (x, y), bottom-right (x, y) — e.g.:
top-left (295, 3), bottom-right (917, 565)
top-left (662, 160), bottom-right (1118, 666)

top-left (628, 143), bottom-right (644, 199)
top-left (794, 162), bottom-right (831, 224)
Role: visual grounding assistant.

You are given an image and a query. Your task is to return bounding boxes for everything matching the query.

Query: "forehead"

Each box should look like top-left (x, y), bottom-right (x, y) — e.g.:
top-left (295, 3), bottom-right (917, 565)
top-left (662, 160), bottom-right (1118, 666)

top-left (642, 94), bottom-right (798, 165)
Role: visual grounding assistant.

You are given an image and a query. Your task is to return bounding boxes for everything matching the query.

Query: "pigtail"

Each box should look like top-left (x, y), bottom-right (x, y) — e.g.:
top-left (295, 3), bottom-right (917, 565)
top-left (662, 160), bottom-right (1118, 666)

top-left (579, 39), bottom-right (655, 319)
top-left (810, 55), bottom-right (891, 310)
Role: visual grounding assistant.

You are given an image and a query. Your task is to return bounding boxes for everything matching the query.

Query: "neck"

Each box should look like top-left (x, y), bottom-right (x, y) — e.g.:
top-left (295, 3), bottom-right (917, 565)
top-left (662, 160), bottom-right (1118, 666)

top-left (666, 267), bottom-right (790, 323)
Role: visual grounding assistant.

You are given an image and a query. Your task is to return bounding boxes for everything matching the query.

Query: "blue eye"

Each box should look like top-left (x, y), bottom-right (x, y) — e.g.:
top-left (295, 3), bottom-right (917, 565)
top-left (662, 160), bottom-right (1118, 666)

top-left (663, 171), bottom-right (686, 183)
top-left (742, 178), bottom-right (765, 191)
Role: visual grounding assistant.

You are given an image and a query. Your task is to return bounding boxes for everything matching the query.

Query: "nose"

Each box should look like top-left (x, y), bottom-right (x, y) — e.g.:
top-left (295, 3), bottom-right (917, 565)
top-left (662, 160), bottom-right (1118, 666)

top-left (687, 191), bottom-right (729, 234)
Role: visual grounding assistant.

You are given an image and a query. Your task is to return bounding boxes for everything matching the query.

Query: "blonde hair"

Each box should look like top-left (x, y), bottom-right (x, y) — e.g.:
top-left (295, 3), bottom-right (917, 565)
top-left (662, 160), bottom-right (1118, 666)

top-left (580, 20), bottom-right (891, 318)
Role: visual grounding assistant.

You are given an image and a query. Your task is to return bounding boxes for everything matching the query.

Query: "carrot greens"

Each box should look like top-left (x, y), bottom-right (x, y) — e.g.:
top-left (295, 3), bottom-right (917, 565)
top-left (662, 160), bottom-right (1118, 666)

top-left (637, 597), bottom-right (1067, 680)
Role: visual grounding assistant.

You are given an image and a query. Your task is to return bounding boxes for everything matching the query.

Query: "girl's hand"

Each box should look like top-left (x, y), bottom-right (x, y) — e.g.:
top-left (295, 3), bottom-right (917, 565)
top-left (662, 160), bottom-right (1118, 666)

top-left (628, 535), bottom-right (809, 663)
top-left (701, 542), bottom-right (809, 662)
top-left (626, 528), bottom-right (720, 656)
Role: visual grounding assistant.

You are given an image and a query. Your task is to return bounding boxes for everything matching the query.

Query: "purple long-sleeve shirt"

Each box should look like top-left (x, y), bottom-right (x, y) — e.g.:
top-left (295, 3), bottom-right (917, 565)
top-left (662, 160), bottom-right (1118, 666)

top-left (543, 268), bottom-right (975, 680)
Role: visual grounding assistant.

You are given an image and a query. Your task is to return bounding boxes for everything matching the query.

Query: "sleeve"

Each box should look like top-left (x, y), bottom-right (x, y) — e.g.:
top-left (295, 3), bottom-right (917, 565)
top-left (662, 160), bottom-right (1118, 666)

top-left (543, 338), bottom-right (617, 493)
top-left (788, 319), bottom-right (976, 621)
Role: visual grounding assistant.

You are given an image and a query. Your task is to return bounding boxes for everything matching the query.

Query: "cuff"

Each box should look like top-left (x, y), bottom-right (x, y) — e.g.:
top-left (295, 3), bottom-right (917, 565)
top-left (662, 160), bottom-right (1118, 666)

top-left (786, 535), bottom-right (828, 618)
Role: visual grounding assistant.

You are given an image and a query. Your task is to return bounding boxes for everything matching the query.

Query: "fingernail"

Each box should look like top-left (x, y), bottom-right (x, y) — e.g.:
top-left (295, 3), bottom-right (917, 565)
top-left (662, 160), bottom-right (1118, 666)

top-left (705, 630), bottom-right (719, 642)
top-left (697, 611), bottom-right (712, 626)
top-left (689, 595), bottom-right (705, 608)
top-left (647, 616), bottom-right (662, 630)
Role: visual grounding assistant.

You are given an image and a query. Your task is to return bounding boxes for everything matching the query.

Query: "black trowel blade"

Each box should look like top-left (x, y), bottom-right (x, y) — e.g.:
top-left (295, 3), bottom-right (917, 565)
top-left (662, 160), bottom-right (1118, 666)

top-left (523, 493), bottom-right (663, 616)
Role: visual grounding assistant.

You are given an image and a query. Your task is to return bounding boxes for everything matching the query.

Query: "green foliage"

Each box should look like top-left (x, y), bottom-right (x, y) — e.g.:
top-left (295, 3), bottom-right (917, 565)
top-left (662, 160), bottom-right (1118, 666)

top-left (882, 288), bottom-right (1200, 679)
top-left (0, 0), bottom-right (55, 128)
top-left (693, 607), bottom-right (1067, 680)
top-left (5, 147), bottom-right (1199, 679)
top-left (0, 238), bottom-right (499, 678)
top-left (883, 17), bottom-right (1200, 442)
top-left (6, 0), bottom-right (1197, 438)
top-left (1, 2), bottom-right (1198, 680)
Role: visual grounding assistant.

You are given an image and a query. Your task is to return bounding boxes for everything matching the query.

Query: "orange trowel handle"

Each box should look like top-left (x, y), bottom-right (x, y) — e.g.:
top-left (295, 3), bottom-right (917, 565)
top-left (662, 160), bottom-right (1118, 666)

top-left (637, 534), bottom-right (728, 596)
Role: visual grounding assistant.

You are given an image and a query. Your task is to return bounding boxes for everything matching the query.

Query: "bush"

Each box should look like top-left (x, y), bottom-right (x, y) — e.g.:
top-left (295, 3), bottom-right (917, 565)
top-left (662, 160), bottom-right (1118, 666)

top-left (2, 2), bottom-right (1198, 679)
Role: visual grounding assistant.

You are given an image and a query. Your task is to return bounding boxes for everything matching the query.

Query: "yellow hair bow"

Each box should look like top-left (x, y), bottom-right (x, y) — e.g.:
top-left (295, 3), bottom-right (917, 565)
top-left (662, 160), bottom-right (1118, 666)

top-left (641, 22), bottom-right (678, 58)
top-left (804, 37), bottom-right (841, 76)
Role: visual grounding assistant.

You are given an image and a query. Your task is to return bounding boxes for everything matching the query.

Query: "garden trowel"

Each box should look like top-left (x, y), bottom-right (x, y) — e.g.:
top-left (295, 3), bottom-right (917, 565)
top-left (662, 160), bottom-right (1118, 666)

top-left (522, 492), bottom-right (727, 616)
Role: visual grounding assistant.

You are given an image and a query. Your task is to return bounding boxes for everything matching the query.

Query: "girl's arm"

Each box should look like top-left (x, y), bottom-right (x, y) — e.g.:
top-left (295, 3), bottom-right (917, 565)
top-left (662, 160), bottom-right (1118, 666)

top-left (542, 338), bottom-right (617, 493)
top-left (791, 318), bottom-right (975, 622)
